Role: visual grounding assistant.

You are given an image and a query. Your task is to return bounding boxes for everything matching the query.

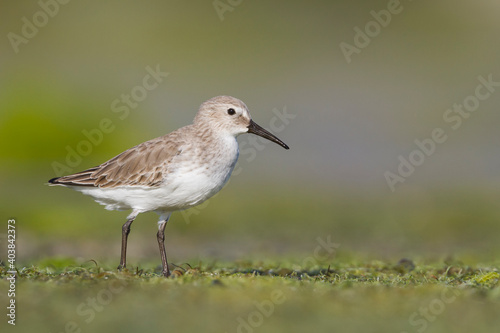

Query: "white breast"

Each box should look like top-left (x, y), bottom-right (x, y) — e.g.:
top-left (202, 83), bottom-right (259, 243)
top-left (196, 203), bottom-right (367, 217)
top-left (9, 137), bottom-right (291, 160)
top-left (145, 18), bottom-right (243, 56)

top-left (73, 135), bottom-right (240, 214)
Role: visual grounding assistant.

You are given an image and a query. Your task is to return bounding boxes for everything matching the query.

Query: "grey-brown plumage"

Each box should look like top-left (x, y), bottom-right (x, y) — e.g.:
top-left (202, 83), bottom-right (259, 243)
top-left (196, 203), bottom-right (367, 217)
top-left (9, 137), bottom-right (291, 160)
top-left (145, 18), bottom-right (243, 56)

top-left (49, 129), bottom-right (188, 188)
top-left (48, 95), bottom-right (289, 277)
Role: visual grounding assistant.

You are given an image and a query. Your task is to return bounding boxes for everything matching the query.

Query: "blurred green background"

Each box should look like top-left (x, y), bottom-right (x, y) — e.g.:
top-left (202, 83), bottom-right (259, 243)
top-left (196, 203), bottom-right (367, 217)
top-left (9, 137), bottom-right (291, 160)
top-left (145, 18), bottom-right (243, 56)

top-left (1, 0), bottom-right (500, 267)
top-left (2, 1), bottom-right (500, 333)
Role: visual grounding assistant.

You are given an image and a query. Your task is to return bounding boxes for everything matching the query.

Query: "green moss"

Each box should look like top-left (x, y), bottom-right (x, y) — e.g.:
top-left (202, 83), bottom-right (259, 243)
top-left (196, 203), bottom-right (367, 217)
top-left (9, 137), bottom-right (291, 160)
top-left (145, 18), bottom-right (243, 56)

top-left (1, 258), bottom-right (498, 332)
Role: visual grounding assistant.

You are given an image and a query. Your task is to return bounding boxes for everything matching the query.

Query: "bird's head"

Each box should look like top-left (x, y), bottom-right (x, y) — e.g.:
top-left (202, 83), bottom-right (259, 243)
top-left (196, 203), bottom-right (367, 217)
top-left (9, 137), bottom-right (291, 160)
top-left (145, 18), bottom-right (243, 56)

top-left (194, 95), bottom-right (289, 149)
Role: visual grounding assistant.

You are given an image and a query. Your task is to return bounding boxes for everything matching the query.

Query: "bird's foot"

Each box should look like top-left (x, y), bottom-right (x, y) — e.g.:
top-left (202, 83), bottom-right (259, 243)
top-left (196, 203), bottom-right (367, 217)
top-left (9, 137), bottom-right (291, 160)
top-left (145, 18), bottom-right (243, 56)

top-left (162, 268), bottom-right (171, 278)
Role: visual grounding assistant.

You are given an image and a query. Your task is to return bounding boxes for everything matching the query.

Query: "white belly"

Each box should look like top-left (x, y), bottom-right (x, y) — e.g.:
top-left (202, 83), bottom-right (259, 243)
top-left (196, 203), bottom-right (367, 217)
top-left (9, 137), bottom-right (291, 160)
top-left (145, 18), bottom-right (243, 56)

top-left (73, 136), bottom-right (239, 214)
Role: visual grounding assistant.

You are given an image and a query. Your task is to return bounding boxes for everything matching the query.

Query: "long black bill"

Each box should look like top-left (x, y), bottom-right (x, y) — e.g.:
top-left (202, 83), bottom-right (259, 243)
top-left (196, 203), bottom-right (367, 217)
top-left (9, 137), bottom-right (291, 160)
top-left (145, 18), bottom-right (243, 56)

top-left (247, 120), bottom-right (289, 150)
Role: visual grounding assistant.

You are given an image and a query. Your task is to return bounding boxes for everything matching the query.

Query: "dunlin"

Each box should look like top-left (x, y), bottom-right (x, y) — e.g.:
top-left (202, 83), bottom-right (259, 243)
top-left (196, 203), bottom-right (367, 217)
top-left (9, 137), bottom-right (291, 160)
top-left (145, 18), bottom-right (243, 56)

top-left (49, 96), bottom-right (289, 277)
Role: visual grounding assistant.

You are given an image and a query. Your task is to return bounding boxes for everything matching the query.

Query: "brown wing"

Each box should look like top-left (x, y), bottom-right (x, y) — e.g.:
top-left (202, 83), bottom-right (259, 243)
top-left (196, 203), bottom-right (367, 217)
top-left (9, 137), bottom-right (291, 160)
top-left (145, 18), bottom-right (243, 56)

top-left (49, 131), bottom-right (186, 188)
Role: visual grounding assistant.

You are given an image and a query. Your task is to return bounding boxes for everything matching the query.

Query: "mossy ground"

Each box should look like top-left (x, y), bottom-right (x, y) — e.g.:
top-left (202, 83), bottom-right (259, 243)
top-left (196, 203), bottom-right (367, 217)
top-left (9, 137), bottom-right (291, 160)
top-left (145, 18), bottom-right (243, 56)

top-left (1, 257), bottom-right (499, 333)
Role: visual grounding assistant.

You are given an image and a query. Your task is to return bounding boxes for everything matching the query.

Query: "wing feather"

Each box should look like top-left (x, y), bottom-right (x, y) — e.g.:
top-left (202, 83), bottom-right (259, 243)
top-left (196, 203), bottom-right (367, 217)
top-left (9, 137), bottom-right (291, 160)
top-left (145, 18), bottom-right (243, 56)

top-left (49, 129), bottom-right (189, 188)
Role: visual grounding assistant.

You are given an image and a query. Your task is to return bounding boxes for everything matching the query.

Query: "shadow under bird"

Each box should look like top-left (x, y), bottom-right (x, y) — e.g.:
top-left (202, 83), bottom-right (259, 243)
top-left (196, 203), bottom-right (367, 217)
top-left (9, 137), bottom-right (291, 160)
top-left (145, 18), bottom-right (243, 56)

top-left (48, 96), bottom-right (289, 277)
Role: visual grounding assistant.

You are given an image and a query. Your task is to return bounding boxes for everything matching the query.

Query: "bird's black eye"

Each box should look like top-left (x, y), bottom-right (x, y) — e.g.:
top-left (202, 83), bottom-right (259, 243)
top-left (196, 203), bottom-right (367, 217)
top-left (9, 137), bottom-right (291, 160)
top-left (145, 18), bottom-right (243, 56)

top-left (227, 108), bottom-right (236, 115)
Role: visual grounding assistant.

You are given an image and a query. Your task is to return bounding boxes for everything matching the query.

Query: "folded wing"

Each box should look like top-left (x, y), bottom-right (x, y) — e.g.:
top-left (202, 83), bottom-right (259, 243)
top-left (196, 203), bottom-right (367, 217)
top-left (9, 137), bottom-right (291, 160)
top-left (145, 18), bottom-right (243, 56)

top-left (49, 134), bottom-right (184, 188)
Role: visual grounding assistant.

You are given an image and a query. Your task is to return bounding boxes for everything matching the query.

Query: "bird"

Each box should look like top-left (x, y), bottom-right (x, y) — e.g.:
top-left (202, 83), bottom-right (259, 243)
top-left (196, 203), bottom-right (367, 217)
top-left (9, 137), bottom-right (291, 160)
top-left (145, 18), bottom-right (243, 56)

top-left (48, 96), bottom-right (289, 277)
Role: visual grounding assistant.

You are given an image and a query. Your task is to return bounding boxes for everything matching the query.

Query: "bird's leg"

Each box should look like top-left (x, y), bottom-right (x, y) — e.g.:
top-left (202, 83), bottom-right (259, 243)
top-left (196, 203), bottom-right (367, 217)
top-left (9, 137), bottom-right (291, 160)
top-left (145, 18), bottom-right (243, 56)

top-left (117, 214), bottom-right (137, 271)
top-left (157, 217), bottom-right (170, 277)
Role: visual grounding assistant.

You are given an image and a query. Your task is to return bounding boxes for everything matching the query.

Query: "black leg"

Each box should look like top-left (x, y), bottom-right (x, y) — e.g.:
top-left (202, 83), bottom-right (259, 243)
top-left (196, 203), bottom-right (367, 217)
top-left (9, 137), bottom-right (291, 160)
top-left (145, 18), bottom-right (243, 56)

top-left (157, 219), bottom-right (170, 277)
top-left (118, 214), bottom-right (136, 270)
